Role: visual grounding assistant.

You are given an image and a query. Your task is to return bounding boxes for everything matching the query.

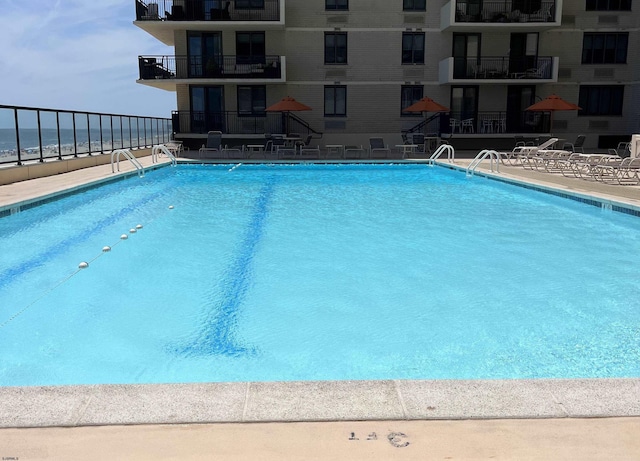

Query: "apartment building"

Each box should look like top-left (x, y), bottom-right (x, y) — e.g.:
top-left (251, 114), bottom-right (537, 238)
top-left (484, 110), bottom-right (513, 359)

top-left (135, 0), bottom-right (638, 151)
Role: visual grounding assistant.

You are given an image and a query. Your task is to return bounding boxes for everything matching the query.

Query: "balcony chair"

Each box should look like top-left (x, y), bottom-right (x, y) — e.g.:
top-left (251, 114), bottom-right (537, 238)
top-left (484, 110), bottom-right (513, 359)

top-left (514, 60), bottom-right (550, 79)
top-left (461, 118), bottom-right (475, 133)
top-left (528, 6), bottom-right (552, 21)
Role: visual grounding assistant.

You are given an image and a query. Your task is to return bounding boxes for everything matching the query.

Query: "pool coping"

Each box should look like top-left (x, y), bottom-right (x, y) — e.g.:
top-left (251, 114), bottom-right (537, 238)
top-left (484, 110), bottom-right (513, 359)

top-left (2, 378), bottom-right (639, 428)
top-left (1, 159), bottom-right (639, 428)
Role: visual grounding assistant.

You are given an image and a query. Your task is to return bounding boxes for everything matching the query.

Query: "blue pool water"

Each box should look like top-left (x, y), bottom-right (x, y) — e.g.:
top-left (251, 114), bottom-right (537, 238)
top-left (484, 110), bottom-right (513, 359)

top-left (1, 164), bottom-right (639, 386)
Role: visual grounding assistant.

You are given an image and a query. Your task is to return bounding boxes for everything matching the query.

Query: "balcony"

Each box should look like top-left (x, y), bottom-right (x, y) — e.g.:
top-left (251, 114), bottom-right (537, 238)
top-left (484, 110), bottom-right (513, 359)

top-left (137, 55), bottom-right (286, 90)
top-left (439, 56), bottom-right (558, 84)
top-left (440, 0), bottom-right (562, 31)
top-left (172, 111), bottom-right (284, 135)
top-left (134, 0), bottom-right (284, 45)
top-left (446, 111), bottom-right (550, 134)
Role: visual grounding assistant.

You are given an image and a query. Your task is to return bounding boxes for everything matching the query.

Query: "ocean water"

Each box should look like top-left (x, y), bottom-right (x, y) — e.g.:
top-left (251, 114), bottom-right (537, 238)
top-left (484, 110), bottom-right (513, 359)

top-left (0, 128), bottom-right (165, 161)
top-left (0, 164), bottom-right (639, 386)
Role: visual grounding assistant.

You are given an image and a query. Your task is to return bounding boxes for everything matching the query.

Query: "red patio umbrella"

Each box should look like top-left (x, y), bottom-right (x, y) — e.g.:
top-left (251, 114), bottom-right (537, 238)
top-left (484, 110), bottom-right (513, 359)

top-left (525, 94), bottom-right (581, 135)
top-left (265, 97), bottom-right (312, 135)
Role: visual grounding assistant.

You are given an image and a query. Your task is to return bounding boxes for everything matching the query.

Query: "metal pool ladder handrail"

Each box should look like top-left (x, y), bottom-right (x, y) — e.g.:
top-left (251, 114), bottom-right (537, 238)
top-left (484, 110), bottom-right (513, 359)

top-left (466, 149), bottom-right (500, 176)
top-left (151, 144), bottom-right (177, 166)
top-left (427, 144), bottom-right (455, 166)
top-left (111, 149), bottom-right (144, 177)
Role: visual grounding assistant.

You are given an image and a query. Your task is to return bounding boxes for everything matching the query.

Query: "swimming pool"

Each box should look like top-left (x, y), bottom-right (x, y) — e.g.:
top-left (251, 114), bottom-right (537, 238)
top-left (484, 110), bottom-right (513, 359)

top-left (1, 163), bottom-right (639, 386)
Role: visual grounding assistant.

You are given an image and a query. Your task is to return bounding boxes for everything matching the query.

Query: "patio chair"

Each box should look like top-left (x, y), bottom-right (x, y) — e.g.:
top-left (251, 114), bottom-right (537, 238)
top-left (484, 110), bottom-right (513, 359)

top-left (593, 157), bottom-right (634, 184)
top-left (223, 146), bottom-right (244, 160)
top-left (299, 145), bottom-right (321, 158)
top-left (369, 137), bottom-right (391, 158)
top-left (165, 141), bottom-right (184, 157)
top-left (529, 6), bottom-right (552, 21)
top-left (344, 145), bottom-right (366, 159)
top-left (562, 135), bottom-right (586, 154)
top-left (524, 60), bottom-right (550, 79)
top-left (409, 133), bottom-right (425, 155)
top-left (615, 142), bottom-right (631, 158)
top-left (294, 134), bottom-right (313, 153)
top-left (500, 137), bottom-right (559, 167)
top-left (199, 131), bottom-right (222, 158)
top-left (270, 135), bottom-right (286, 153)
top-left (461, 118), bottom-right (475, 133)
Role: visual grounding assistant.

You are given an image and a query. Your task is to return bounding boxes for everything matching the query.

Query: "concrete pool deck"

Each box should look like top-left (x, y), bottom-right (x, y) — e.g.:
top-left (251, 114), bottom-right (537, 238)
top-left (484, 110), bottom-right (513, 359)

top-left (1, 154), bottom-right (639, 459)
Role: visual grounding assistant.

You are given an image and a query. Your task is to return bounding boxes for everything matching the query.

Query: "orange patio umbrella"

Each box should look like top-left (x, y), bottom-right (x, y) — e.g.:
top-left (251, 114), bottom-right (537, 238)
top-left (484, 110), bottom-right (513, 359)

top-left (265, 97), bottom-right (312, 135)
top-left (403, 97), bottom-right (450, 114)
top-left (265, 96), bottom-right (312, 113)
top-left (525, 94), bottom-right (581, 134)
top-left (403, 97), bottom-right (450, 136)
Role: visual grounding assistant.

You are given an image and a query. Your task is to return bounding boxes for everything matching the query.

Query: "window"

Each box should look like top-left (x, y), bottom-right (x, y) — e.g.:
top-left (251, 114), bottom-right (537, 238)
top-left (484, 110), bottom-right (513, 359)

top-left (582, 33), bottom-right (628, 64)
top-left (188, 32), bottom-right (222, 78)
top-left (325, 33), bottom-right (348, 64)
top-left (402, 32), bottom-right (425, 64)
top-left (237, 86), bottom-right (266, 116)
top-left (325, 86), bottom-right (347, 116)
top-left (326, 0), bottom-right (348, 9)
top-left (450, 86), bottom-right (478, 121)
top-left (236, 32), bottom-right (266, 64)
top-left (235, 0), bottom-right (265, 8)
top-left (403, 0), bottom-right (426, 10)
top-left (401, 86), bottom-right (423, 116)
top-left (578, 86), bottom-right (624, 115)
top-left (586, 0), bottom-right (631, 10)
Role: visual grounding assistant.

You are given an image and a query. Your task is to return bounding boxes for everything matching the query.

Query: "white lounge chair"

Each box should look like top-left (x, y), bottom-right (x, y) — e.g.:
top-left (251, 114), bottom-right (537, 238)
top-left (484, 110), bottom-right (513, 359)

top-left (500, 137), bottom-right (559, 167)
top-left (595, 157), bottom-right (640, 185)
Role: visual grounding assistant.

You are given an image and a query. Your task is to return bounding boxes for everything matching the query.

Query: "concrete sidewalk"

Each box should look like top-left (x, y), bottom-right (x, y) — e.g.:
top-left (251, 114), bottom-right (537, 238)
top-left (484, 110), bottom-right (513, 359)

top-left (1, 418), bottom-right (639, 461)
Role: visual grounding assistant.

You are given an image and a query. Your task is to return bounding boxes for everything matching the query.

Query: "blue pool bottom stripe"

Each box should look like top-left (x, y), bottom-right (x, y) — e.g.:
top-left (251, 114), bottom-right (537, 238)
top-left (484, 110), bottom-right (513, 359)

top-left (175, 176), bottom-right (276, 357)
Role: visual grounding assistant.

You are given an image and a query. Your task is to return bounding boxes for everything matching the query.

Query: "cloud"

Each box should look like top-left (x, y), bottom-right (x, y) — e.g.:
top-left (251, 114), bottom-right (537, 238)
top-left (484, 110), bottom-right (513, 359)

top-left (0, 0), bottom-right (175, 117)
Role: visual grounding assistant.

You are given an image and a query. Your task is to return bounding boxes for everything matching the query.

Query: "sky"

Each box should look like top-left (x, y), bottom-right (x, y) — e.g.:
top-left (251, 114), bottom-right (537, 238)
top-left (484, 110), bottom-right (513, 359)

top-left (0, 0), bottom-right (175, 118)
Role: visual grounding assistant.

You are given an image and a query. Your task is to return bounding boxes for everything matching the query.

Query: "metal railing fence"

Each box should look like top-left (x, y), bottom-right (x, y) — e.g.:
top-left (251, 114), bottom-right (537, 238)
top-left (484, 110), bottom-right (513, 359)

top-left (171, 110), bottom-right (323, 137)
top-left (135, 0), bottom-right (281, 22)
top-left (455, 0), bottom-right (555, 22)
top-left (138, 55), bottom-right (282, 80)
top-left (0, 104), bottom-right (172, 166)
top-left (446, 110), bottom-right (550, 134)
top-left (452, 56), bottom-right (553, 80)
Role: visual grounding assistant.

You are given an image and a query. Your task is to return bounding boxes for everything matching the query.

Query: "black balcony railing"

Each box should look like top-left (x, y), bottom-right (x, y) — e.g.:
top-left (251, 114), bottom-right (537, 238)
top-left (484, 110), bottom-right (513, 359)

top-left (455, 0), bottom-right (555, 22)
top-left (172, 110), bottom-right (322, 137)
top-left (135, 0), bottom-right (280, 21)
top-left (0, 105), bottom-right (172, 166)
top-left (452, 56), bottom-right (553, 79)
top-left (445, 111), bottom-right (550, 134)
top-left (173, 111), bottom-right (283, 135)
top-left (139, 55), bottom-right (282, 80)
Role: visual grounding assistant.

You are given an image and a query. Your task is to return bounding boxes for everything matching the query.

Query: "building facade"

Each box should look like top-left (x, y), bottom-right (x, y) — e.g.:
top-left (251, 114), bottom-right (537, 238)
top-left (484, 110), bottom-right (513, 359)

top-left (135, 0), bottom-right (639, 150)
